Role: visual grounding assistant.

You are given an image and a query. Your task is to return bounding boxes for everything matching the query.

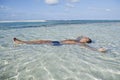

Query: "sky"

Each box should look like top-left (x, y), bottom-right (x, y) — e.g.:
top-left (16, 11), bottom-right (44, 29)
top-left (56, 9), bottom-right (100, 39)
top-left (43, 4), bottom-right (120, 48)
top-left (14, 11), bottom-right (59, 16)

top-left (0, 0), bottom-right (120, 20)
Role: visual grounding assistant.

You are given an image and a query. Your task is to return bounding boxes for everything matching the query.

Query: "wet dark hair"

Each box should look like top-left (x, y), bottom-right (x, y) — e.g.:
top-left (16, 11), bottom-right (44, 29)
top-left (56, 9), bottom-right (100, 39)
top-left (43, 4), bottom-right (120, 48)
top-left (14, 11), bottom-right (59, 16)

top-left (87, 39), bottom-right (92, 43)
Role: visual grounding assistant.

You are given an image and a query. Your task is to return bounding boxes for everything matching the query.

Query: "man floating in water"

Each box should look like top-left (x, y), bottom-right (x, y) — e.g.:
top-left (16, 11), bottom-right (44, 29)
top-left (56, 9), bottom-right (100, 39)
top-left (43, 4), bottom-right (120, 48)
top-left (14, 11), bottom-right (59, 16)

top-left (13, 36), bottom-right (106, 52)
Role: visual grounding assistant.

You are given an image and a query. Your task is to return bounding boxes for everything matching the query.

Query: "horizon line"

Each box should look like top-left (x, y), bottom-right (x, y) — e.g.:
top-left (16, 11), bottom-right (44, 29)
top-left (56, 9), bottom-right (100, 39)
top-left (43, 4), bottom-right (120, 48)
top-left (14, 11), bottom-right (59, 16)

top-left (0, 19), bottom-right (120, 23)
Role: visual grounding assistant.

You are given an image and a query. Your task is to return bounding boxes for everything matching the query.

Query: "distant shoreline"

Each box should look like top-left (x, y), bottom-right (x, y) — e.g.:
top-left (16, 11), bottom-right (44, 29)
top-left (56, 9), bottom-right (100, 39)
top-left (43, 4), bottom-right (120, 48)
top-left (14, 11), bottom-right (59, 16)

top-left (0, 20), bottom-right (120, 23)
top-left (0, 20), bottom-right (47, 23)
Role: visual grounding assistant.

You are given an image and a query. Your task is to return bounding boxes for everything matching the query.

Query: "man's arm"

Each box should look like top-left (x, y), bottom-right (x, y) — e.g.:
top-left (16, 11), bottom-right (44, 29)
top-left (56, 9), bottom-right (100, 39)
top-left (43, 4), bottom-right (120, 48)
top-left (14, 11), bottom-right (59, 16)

top-left (80, 43), bottom-right (106, 52)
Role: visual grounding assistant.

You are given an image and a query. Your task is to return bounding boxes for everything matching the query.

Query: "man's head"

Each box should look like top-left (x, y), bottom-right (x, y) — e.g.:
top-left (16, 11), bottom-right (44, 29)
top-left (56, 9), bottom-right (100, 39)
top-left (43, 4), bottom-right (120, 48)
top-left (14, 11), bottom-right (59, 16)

top-left (79, 37), bottom-right (92, 43)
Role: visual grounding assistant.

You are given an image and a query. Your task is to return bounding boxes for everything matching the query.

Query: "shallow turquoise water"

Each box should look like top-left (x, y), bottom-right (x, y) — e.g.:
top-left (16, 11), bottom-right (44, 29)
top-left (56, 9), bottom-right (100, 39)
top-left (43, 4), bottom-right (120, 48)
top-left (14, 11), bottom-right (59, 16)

top-left (0, 21), bottom-right (120, 80)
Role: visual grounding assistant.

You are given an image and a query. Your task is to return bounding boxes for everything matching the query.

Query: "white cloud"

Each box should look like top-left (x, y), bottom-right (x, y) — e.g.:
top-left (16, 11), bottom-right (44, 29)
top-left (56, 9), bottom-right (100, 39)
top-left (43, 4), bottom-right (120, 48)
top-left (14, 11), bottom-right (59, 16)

top-left (45, 0), bottom-right (59, 5)
top-left (105, 9), bottom-right (111, 12)
top-left (88, 7), bottom-right (111, 12)
top-left (0, 5), bottom-right (4, 9)
top-left (66, 3), bottom-right (75, 8)
top-left (65, 0), bottom-right (80, 8)
top-left (44, 0), bottom-right (80, 5)
top-left (67, 0), bottom-right (80, 3)
top-left (0, 5), bottom-right (11, 10)
top-left (88, 7), bottom-right (98, 10)
top-left (11, 14), bottom-right (17, 17)
top-left (0, 5), bottom-right (6, 9)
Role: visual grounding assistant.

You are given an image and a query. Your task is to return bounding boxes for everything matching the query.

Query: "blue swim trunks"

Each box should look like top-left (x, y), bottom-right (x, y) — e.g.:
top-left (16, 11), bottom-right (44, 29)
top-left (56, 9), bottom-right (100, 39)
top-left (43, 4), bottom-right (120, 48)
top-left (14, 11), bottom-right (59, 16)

top-left (51, 41), bottom-right (61, 46)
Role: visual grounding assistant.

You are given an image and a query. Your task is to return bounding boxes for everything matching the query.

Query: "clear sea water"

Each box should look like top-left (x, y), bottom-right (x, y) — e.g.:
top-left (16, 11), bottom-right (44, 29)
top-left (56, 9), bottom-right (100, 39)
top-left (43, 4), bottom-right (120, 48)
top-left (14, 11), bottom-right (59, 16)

top-left (0, 20), bottom-right (120, 80)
